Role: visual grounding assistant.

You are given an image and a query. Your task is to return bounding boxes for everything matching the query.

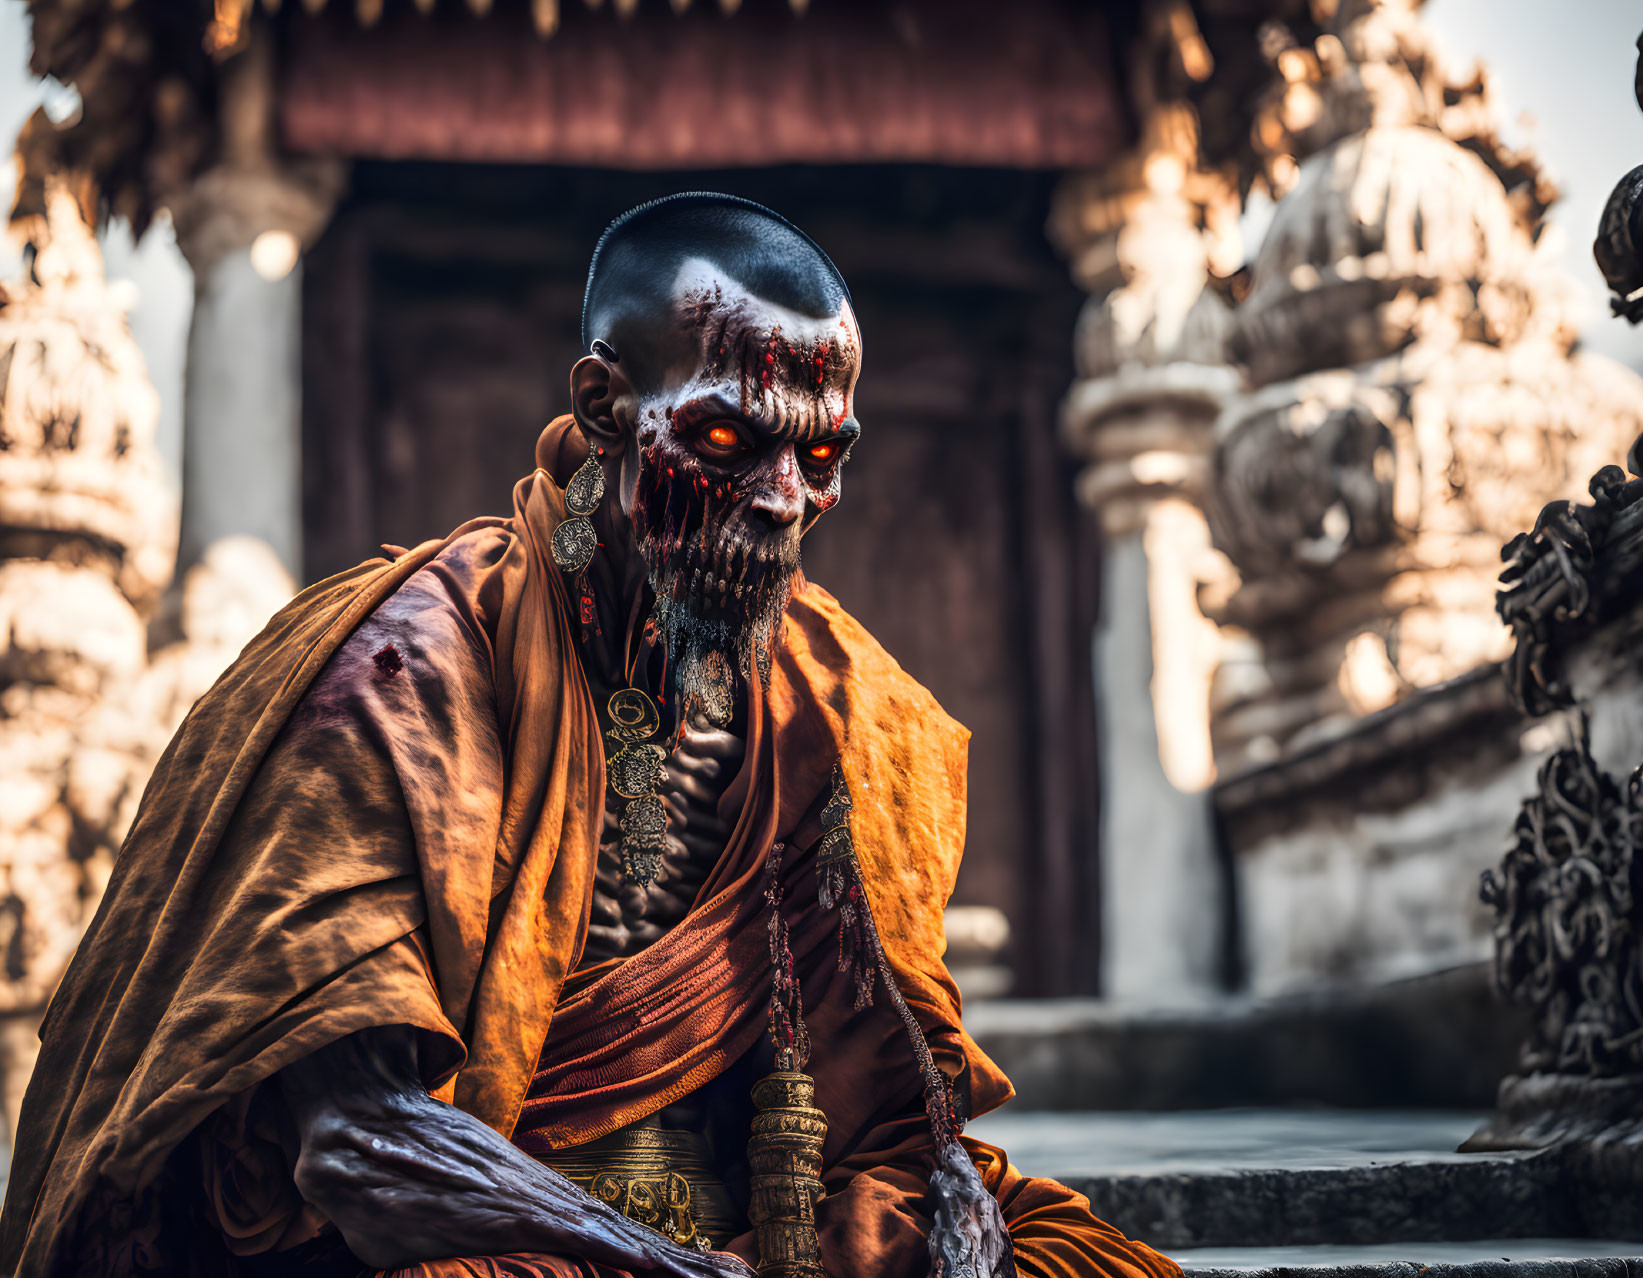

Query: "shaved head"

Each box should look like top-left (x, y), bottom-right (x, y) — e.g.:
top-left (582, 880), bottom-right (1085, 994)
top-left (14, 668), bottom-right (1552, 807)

top-left (581, 193), bottom-right (852, 391)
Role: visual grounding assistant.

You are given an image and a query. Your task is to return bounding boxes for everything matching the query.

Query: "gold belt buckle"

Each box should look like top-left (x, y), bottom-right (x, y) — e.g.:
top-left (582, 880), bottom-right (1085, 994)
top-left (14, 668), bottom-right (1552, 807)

top-left (589, 1167), bottom-right (711, 1252)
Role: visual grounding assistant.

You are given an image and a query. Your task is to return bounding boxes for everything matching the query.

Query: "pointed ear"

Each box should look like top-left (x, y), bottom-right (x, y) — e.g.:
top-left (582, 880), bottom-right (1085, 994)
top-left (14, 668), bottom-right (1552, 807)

top-left (570, 352), bottom-right (633, 456)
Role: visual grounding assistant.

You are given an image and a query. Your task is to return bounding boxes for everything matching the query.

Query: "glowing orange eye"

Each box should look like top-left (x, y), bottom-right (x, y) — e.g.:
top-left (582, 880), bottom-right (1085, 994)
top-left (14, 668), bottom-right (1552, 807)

top-left (706, 425), bottom-right (741, 448)
top-left (808, 442), bottom-right (837, 462)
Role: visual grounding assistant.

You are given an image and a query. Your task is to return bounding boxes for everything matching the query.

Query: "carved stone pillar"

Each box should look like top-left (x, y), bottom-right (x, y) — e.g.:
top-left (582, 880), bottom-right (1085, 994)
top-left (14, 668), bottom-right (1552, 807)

top-left (168, 25), bottom-right (344, 578)
top-left (1052, 99), bottom-right (1242, 1001)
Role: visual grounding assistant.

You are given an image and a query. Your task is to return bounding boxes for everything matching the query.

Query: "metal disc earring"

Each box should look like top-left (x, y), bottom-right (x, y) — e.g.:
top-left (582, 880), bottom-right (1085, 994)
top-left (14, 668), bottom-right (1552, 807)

top-left (552, 448), bottom-right (606, 639)
top-left (552, 449), bottom-right (605, 573)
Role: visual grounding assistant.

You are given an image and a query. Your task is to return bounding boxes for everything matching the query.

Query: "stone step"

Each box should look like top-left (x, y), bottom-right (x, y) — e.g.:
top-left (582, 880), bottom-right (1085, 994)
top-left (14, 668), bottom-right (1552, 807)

top-left (964, 1109), bottom-right (1640, 1253)
top-left (1062, 1151), bottom-right (1564, 1250)
top-left (965, 965), bottom-right (1524, 1110)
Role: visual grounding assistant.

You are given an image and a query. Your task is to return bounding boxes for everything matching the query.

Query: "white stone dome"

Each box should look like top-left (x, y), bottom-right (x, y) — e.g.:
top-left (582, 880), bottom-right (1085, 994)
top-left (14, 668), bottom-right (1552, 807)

top-left (1233, 125), bottom-right (1535, 385)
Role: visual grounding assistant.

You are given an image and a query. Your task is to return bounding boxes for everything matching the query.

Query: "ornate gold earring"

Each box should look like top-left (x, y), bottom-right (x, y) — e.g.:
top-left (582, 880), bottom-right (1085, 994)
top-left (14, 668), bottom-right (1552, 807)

top-left (551, 449), bottom-right (605, 574)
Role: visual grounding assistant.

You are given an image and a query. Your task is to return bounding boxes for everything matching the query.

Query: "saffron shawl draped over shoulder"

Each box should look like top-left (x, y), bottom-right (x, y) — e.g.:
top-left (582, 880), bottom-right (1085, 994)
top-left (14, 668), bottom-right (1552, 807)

top-left (0, 418), bottom-right (1178, 1278)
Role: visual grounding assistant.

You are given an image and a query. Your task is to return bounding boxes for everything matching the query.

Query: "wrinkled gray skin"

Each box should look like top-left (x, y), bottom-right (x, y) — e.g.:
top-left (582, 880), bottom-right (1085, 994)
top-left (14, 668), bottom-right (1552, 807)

top-left (285, 1028), bottom-right (738, 1275)
top-left (928, 1142), bottom-right (1019, 1278)
top-left (279, 263), bottom-right (859, 1274)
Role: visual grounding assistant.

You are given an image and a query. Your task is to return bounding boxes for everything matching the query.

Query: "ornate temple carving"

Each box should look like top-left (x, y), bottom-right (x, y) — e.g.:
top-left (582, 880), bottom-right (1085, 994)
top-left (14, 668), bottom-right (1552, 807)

top-left (1597, 162), bottom-right (1643, 324)
top-left (1230, 126), bottom-right (1537, 388)
top-left (1051, 3), bottom-right (1245, 789)
top-left (1473, 436), bottom-right (1643, 1145)
top-left (0, 188), bottom-right (176, 604)
top-left (1471, 429), bottom-right (1643, 1156)
top-left (1204, 0), bottom-right (1643, 774)
top-left (0, 180), bottom-right (292, 1136)
top-left (1496, 444), bottom-right (1643, 718)
top-left (0, 182), bottom-right (175, 1130)
top-left (1053, 98), bottom-right (1239, 546)
top-left (1481, 719), bottom-right (1643, 1078)
top-left (1498, 33), bottom-right (1643, 721)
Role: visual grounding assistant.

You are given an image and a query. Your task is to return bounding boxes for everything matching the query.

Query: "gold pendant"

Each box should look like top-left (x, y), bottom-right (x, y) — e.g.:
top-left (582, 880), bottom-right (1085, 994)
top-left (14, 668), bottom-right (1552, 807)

top-left (606, 687), bottom-right (668, 888)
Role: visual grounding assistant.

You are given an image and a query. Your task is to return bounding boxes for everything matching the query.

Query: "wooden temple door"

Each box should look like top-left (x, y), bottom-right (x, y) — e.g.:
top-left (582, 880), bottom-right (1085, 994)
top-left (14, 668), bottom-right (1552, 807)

top-left (302, 164), bottom-right (1100, 996)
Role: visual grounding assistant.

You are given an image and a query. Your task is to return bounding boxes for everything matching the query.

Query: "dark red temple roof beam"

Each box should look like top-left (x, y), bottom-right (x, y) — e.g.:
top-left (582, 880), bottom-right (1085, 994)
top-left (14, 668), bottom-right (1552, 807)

top-left (276, 0), bottom-right (1133, 170)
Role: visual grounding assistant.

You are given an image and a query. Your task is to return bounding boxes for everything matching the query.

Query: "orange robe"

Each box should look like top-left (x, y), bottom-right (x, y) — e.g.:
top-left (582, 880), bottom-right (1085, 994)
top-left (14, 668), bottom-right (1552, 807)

top-left (0, 419), bottom-right (1180, 1278)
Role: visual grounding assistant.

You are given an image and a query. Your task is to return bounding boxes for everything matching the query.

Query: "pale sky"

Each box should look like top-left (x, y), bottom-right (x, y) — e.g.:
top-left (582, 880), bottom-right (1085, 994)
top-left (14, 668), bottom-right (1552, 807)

top-left (1425, 0), bottom-right (1643, 368)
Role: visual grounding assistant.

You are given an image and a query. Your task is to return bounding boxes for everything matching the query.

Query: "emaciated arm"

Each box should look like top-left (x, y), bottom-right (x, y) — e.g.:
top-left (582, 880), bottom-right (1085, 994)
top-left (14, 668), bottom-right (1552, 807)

top-left (280, 1027), bottom-right (754, 1278)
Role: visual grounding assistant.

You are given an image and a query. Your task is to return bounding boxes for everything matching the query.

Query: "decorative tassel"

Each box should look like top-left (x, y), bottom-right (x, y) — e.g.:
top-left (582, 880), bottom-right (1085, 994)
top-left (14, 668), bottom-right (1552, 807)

top-left (838, 882), bottom-right (875, 1010)
top-left (753, 841), bottom-right (825, 1278)
top-left (815, 765), bottom-right (875, 1009)
top-left (764, 842), bottom-right (810, 1069)
top-left (814, 761), bottom-right (1016, 1278)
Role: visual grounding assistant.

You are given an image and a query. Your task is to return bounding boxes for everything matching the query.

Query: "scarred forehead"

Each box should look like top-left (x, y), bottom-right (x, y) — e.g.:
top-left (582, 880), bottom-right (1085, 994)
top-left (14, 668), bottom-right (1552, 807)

top-left (652, 259), bottom-right (860, 442)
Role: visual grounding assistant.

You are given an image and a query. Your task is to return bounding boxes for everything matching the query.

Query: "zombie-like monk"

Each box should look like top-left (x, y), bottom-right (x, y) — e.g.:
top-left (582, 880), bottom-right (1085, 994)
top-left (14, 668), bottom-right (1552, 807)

top-left (0, 195), bottom-right (1181, 1278)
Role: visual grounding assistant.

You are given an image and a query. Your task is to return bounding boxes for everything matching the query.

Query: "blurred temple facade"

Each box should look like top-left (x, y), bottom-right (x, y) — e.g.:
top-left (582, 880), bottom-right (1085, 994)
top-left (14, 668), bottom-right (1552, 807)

top-left (5, 0), bottom-right (1643, 1133)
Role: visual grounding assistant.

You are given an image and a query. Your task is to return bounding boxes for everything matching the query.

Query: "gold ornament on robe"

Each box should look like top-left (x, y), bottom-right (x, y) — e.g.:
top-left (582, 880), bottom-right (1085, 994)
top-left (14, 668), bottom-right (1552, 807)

top-left (535, 1121), bottom-right (740, 1252)
top-left (605, 687), bottom-right (669, 888)
top-left (748, 1070), bottom-right (827, 1278)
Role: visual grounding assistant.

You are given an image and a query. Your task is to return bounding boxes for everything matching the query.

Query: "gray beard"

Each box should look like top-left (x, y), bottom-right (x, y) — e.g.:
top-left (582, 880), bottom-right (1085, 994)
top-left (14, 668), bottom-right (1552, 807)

top-left (645, 544), bottom-right (797, 725)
